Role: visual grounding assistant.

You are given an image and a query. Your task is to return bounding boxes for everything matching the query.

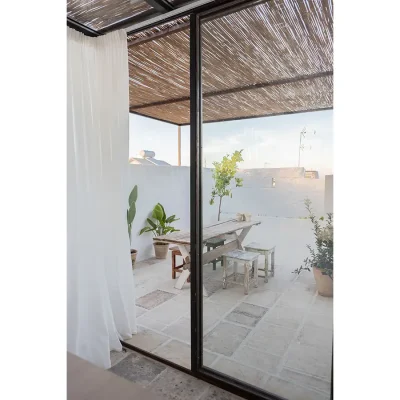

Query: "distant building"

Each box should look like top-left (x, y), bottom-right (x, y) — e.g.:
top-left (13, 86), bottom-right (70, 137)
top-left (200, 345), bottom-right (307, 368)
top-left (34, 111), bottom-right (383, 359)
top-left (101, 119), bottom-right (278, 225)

top-left (304, 170), bottom-right (319, 179)
top-left (129, 150), bottom-right (170, 166)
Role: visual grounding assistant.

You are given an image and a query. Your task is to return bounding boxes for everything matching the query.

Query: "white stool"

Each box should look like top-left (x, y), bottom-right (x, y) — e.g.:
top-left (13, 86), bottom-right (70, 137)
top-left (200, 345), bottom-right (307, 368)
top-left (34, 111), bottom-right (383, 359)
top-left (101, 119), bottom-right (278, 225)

top-left (244, 242), bottom-right (275, 283)
top-left (222, 249), bottom-right (260, 295)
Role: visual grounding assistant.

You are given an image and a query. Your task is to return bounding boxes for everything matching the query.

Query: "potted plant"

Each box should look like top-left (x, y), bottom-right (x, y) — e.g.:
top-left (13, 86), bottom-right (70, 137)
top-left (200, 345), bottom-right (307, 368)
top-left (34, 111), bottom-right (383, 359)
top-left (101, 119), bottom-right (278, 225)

top-left (127, 185), bottom-right (138, 268)
top-left (139, 203), bottom-right (179, 259)
top-left (293, 199), bottom-right (333, 297)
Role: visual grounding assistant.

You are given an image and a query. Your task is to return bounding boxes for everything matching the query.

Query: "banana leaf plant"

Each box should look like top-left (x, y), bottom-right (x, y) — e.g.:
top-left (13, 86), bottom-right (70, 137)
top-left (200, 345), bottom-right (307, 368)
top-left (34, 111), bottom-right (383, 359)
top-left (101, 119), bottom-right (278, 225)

top-left (139, 203), bottom-right (180, 238)
top-left (127, 185), bottom-right (138, 246)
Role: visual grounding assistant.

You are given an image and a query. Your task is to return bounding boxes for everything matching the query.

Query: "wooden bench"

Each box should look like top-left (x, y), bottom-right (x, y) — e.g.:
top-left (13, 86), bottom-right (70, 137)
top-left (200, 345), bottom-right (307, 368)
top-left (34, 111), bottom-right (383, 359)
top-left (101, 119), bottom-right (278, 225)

top-left (205, 237), bottom-right (225, 270)
top-left (222, 249), bottom-right (260, 295)
top-left (243, 242), bottom-right (275, 283)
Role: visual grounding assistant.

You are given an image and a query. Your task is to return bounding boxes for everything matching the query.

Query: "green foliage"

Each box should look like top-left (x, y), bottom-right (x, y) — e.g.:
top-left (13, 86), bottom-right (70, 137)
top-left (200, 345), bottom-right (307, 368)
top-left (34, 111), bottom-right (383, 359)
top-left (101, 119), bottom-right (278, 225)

top-left (209, 150), bottom-right (244, 220)
top-left (139, 203), bottom-right (180, 237)
top-left (293, 199), bottom-right (333, 279)
top-left (127, 185), bottom-right (138, 246)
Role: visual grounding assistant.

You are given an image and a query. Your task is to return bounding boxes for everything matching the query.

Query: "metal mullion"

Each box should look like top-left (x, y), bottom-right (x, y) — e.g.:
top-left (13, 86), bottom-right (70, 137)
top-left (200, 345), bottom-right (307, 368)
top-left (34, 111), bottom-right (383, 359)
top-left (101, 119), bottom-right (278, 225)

top-left (189, 11), bottom-right (203, 373)
top-left (67, 17), bottom-right (100, 37)
top-left (144, 0), bottom-right (174, 12)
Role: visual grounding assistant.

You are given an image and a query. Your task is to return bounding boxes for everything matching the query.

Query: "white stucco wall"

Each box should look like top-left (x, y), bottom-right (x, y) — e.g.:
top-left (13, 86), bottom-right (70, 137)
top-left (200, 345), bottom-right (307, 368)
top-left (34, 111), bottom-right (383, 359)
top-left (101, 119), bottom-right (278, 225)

top-left (128, 165), bottom-right (333, 267)
top-left (127, 165), bottom-right (215, 261)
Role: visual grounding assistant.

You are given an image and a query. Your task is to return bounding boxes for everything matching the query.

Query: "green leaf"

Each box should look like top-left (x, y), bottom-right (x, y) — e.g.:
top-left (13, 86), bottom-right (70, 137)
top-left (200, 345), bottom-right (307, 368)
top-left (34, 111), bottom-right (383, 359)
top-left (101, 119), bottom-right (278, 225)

top-left (152, 203), bottom-right (164, 221)
top-left (139, 227), bottom-right (152, 235)
top-left (159, 203), bottom-right (166, 222)
top-left (165, 215), bottom-right (177, 223)
top-left (147, 218), bottom-right (157, 229)
top-left (129, 185), bottom-right (138, 206)
top-left (127, 202), bottom-right (136, 224)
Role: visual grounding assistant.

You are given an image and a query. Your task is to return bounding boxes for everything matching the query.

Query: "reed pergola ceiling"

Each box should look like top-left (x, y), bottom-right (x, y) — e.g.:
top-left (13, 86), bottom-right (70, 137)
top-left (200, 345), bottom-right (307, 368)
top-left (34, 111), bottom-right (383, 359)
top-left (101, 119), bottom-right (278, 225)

top-left (67, 0), bottom-right (224, 33)
top-left (128, 0), bottom-right (333, 125)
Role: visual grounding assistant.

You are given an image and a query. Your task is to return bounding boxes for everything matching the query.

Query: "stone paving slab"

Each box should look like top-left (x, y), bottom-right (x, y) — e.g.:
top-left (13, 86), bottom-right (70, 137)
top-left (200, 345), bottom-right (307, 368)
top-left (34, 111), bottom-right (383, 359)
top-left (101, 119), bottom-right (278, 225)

top-left (263, 305), bottom-right (305, 330)
top-left (124, 326), bottom-right (169, 352)
top-left (204, 322), bottom-right (251, 356)
top-left (246, 322), bottom-right (296, 357)
top-left (263, 375), bottom-right (329, 400)
top-left (284, 342), bottom-right (332, 380)
top-left (110, 348), bottom-right (131, 367)
top-left (225, 302), bottom-right (268, 327)
top-left (110, 353), bottom-right (166, 385)
top-left (136, 290), bottom-right (177, 310)
top-left (150, 368), bottom-right (210, 400)
top-left (232, 345), bottom-right (281, 374)
top-left (280, 367), bottom-right (331, 395)
top-left (212, 358), bottom-right (265, 388)
top-left (154, 340), bottom-right (217, 369)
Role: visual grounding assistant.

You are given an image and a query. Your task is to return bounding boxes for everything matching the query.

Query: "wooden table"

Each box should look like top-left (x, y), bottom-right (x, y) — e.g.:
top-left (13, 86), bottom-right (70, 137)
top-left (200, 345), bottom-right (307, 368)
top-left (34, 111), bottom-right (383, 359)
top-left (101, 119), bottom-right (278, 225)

top-left (153, 219), bottom-right (261, 294)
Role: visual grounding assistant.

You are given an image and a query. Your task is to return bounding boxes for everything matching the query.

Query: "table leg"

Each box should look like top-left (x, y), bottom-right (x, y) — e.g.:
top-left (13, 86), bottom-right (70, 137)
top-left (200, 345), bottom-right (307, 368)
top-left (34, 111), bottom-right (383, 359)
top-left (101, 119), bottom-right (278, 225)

top-left (222, 256), bottom-right (227, 289)
top-left (264, 251), bottom-right (269, 283)
top-left (271, 249), bottom-right (275, 277)
top-left (233, 261), bottom-right (238, 282)
top-left (244, 262), bottom-right (250, 295)
top-left (237, 227), bottom-right (251, 250)
top-left (175, 269), bottom-right (190, 290)
top-left (174, 245), bottom-right (190, 290)
top-left (174, 244), bottom-right (208, 297)
top-left (253, 258), bottom-right (258, 288)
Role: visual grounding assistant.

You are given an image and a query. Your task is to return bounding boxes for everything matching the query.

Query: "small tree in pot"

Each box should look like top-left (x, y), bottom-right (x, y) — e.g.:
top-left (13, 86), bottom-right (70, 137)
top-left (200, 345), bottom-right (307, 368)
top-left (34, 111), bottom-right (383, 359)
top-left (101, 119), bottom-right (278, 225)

top-left (293, 199), bottom-right (333, 297)
top-left (127, 185), bottom-right (138, 268)
top-left (139, 203), bottom-right (180, 259)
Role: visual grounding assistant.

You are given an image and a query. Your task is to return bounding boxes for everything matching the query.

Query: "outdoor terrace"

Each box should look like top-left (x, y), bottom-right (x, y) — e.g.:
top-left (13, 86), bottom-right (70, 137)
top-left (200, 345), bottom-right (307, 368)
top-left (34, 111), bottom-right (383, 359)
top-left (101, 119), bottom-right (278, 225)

top-left (119, 249), bottom-right (332, 400)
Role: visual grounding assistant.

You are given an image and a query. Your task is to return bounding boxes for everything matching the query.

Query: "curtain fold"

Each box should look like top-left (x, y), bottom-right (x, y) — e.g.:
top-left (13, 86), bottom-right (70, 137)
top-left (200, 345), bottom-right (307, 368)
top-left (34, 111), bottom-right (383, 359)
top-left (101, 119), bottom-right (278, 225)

top-left (67, 28), bottom-right (136, 369)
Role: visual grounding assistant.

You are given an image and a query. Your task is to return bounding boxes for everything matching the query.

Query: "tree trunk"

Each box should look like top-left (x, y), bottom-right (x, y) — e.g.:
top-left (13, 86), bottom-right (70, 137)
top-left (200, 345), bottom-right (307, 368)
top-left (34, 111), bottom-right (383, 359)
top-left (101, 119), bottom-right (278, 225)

top-left (218, 196), bottom-right (222, 221)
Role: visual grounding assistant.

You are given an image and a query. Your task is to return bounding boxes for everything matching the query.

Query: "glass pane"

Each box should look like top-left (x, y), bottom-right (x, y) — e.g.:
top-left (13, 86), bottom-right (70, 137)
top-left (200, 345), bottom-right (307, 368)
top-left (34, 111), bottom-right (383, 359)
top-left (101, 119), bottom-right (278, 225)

top-left (124, 19), bottom-right (192, 370)
top-left (201, 1), bottom-right (333, 399)
top-left (67, 0), bottom-right (154, 30)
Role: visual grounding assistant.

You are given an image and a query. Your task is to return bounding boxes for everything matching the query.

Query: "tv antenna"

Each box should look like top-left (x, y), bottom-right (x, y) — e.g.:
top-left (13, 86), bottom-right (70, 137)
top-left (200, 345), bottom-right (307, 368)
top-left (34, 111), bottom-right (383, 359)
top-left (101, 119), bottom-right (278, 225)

top-left (298, 127), bottom-right (316, 167)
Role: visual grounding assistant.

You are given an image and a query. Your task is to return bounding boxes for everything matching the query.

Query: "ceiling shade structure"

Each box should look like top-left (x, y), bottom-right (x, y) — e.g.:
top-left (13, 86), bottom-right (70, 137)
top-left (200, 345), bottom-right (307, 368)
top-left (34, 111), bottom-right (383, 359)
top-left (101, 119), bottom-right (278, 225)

top-left (67, 0), bottom-right (333, 125)
top-left (128, 0), bottom-right (333, 125)
top-left (67, 0), bottom-right (154, 30)
top-left (67, 0), bottom-right (223, 33)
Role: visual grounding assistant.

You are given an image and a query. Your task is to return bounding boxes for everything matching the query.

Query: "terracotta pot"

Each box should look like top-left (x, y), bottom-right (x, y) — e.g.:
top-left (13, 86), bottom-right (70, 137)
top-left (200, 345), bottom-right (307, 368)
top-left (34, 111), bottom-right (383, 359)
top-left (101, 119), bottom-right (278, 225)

top-left (313, 267), bottom-right (333, 297)
top-left (154, 242), bottom-right (169, 259)
top-left (130, 249), bottom-right (138, 268)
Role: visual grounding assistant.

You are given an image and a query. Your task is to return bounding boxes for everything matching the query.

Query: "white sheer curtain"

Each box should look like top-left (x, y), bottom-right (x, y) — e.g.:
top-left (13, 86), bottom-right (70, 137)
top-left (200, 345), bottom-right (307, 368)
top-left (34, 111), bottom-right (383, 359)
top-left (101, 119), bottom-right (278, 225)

top-left (67, 28), bottom-right (136, 369)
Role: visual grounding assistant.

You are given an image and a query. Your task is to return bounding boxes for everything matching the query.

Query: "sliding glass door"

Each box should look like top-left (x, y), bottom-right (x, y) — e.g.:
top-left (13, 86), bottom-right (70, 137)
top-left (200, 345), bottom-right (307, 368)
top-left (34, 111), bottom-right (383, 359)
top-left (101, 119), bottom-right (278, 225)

top-left (194, 1), bottom-right (333, 399)
top-left (123, 1), bottom-right (332, 398)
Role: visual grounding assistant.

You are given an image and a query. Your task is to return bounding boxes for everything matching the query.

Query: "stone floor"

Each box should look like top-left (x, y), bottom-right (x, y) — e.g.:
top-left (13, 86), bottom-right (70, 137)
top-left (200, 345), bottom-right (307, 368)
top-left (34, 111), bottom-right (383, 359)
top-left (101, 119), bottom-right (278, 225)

top-left (122, 252), bottom-right (332, 400)
top-left (109, 347), bottom-right (244, 400)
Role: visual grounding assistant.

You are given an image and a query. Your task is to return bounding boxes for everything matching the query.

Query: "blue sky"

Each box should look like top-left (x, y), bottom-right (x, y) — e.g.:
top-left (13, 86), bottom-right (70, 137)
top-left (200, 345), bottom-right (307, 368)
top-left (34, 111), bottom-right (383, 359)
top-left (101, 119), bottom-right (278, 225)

top-left (129, 110), bottom-right (332, 174)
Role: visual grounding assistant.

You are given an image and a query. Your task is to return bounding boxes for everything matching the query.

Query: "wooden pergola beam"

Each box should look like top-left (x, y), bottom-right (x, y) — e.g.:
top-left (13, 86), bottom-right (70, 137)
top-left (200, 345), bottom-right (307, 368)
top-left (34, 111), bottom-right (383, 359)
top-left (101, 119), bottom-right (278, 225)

top-left (129, 70), bottom-right (333, 111)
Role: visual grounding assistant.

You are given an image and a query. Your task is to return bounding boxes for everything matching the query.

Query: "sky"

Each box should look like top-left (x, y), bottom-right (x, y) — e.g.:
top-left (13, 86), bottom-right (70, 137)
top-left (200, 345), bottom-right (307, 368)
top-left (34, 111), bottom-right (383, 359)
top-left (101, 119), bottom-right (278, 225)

top-left (129, 110), bottom-right (333, 175)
